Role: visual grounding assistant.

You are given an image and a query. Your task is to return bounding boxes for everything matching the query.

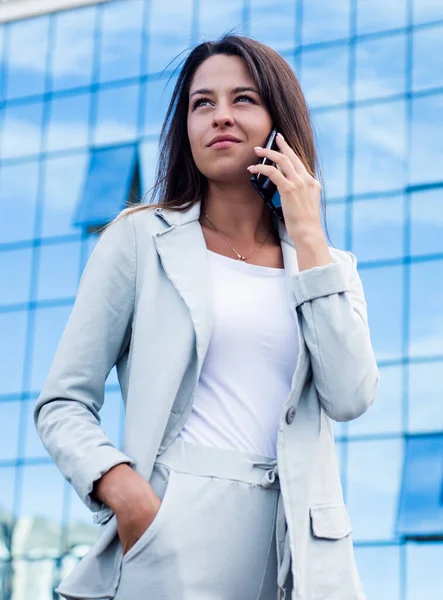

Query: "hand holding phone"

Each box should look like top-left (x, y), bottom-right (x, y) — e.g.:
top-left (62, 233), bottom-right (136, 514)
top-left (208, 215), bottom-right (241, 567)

top-left (249, 127), bottom-right (284, 221)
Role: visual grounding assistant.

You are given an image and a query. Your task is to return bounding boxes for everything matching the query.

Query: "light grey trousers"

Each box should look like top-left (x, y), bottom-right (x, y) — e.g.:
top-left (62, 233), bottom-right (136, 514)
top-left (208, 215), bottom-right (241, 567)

top-left (113, 436), bottom-right (293, 600)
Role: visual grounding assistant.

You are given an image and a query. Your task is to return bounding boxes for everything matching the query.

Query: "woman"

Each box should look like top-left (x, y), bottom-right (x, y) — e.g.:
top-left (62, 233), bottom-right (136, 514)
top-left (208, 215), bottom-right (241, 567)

top-left (35, 34), bottom-right (379, 600)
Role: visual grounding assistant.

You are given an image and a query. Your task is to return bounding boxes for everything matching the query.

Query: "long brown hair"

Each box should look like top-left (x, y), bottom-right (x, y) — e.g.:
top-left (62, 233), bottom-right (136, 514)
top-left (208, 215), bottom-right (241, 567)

top-left (111, 34), bottom-right (329, 239)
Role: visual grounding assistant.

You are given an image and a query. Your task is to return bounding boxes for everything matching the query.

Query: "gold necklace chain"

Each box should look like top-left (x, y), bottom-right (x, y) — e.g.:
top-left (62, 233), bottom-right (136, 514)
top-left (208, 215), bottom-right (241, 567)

top-left (204, 212), bottom-right (271, 262)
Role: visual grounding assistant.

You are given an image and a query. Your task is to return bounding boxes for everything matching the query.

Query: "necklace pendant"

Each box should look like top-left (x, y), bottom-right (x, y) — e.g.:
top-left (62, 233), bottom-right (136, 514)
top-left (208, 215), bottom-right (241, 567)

top-left (238, 255), bottom-right (247, 261)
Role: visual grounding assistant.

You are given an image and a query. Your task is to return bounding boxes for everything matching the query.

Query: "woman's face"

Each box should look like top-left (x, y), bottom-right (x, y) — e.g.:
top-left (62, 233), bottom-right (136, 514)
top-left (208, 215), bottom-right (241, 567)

top-left (187, 54), bottom-right (273, 185)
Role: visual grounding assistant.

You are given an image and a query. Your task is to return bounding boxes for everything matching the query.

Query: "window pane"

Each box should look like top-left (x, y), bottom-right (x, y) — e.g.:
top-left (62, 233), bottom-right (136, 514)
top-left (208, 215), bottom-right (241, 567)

top-left (0, 102), bottom-right (44, 159)
top-left (360, 265), bottom-right (404, 361)
top-left (351, 196), bottom-right (404, 261)
top-left (325, 202), bottom-right (347, 249)
top-left (198, 0), bottom-right (245, 40)
top-left (354, 545), bottom-right (401, 600)
top-left (300, 44), bottom-right (348, 109)
top-left (396, 435), bottom-right (443, 537)
top-left (5, 16), bottom-right (50, 99)
top-left (413, 1), bottom-right (443, 25)
top-left (356, 0), bottom-right (407, 34)
top-left (353, 100), bottom-right (406, 195)
top-left (410, 94), bottom-right (443, 185)
top-left (0, 401), bottom-right (21, 461)
top-left (312, 108), bottom-right (348, 199)
top-left (0, 248), bottom-right (32, 306)
top-left (302, 0), bottom-right (351, 44)
top-left (93, 84), bottom-right (140, 145)
top-left (143, 75), bottom-right (178, 136)
top-left (45, 93), bottom-right (90, 152)
top-left (348, 364), bottom-right (403, 436)
top-left (30, 305), bottom-right (72, 393)
top-left (249, 0), bottom-right (296, 51)
top-left (145, 0), bottom-right (193, 74)
top-left (41, 153), bottom-right (88, 239)
top-left (0, 161), bottom-right (39, 244)
top-left (409, 260), bottom-right (443, 357)
top-left (37, 241), bottom-right (82, 302)
top-left (98, 0), bottom-right (145, 82)
top-left (410, 189), bottom-right (443, 256)
top-left (413, 26), bottom-right (443, 92)
top-left (408, 361), bottom-right (443, 433)
top-left (140, 139), bottom-right (159, 196)
top-left (355, 34), bottom-right (406, 101)
top-left (407, 542), bottom-right (443, 600)
top-left (74, 144), bottom-right (138, 229)
top-left (0, 311), bottom-right (27, 396)
top-left (347, 438), bottom-right (403, 541)
top-left (51, 6), bottom-right (96, 91)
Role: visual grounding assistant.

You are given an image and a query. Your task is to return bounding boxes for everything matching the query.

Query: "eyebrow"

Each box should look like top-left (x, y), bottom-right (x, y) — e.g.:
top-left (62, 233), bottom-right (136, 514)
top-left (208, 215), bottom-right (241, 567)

top-left (190, 86), bottom-right (260, 98)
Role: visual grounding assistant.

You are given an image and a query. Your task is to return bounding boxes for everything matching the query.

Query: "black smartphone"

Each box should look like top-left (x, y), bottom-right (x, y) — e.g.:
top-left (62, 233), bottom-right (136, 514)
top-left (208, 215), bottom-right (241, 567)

top-left (250, 127), bottom-right (283, 221)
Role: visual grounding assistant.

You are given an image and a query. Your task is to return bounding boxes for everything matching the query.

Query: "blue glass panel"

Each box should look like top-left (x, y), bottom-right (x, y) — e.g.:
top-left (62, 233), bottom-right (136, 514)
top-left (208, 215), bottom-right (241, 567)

top-left (30, 304), bottom-right (72, 393)
top-left (142, 75), bottom-right (178, 136)
top-left (100, 390), bottom-right (124, 449)
top-left (413, 1), bottom-right (443, 24)
top-left (41, 153), bottom-right (88, 238)
top-left (249, 0), bottom-right (295, 51)
top-left (51, 6), bottom-right (96, 91)
top-left (302, 0), bottom-right (351, 44)
top-left (98, 0), bottom-right (144, 82)
top-left (353, 100), bottom-right (406, 195)
top-left (45, 93), bottom-right (90, 152)
top-left (312, 108), bottom-right (348, 199)
top-left (348, 364), bottom-right (403, 436)
top-left (347, 438), bottom-right (403, 541)
top-left (0, 467), bottom-right (15, 521)
top-left (396, 435), bottom-right (443, 537)
top-left (23, 399), bottom-right (50, 459)
top-left (198, 0), bottom-right (245, 40)
top-left (0, 401), bottom-right (20, 460)
top-left (4, 16), bottom-right (50, 99)
top-left (0, 311), bottom-right (27, 396)
top-left (355, 34), bottom-right (406, 101)
top-left (410, 94), bottom-right (443, 185)
top-left (37, 241), bottom-right (82, 301)
top-left (300, 44), bottom-right (349, 108)
top-left (410, 189), bottom-right (443, 256)
top-left (93, 83), bottom-right (139, 145)
top-left (409, 361), bottom-right (443, 433)
top-left (409, 260), bottom-right (443, 358)
top-left (0, 248), bottom-right (32, 306)
top-left (354, 545), bottom-right (401, 600)
top-left (18, 464), bottom-right (65, 527)
top-left (145, 0), bottom-right (193, 74)
top-left (139, 139), bottom-right (159, 198)
top-left (406, 542), bottom-right (443, 600)
top-left (0, 26), bottom-right (5, 101)
top-left (74, 143), bottom-right (138, 229)
top-left (413, 26), bottom-right (443, 92)
top-left (0, 161), bottom-right (39, 244)
top-left (324, 201), bottom-right (347, 249)
top-left (359, 265), bottom-right (403, 361)
top-left (0, 101), bottom-right (44, 159)
top-left (351, 196), bottom-right (404, 261)
top-left (356, 0), bottom-right (407, 34)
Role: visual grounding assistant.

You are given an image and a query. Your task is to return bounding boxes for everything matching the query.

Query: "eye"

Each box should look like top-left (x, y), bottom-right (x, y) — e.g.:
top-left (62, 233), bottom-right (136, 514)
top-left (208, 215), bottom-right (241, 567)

top-left (191, 94), bottom-right (256, 110)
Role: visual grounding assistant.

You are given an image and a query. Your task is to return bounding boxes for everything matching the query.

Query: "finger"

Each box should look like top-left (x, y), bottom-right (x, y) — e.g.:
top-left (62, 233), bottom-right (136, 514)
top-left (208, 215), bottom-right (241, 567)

top-left (254, 146), bottom-right (294, 178)
top-left (247, 163), bottom-right (299, 193)
top-left (275, 134), bottom-right (310, 179)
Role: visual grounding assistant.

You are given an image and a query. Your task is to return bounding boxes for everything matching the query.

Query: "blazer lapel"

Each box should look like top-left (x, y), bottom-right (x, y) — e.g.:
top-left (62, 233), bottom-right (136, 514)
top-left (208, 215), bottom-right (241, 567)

top-left (152, 200), bottom-right (300, 378)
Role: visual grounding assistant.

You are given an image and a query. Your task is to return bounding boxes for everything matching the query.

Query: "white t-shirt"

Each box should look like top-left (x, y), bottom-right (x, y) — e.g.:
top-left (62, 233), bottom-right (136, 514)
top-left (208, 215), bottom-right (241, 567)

top-left (177, 249), bottom-right (300, 459)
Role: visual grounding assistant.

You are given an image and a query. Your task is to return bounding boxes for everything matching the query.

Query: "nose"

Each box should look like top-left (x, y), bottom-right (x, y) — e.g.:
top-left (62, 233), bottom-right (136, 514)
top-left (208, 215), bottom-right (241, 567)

top-left (212, 101), bottom-right (234, 128)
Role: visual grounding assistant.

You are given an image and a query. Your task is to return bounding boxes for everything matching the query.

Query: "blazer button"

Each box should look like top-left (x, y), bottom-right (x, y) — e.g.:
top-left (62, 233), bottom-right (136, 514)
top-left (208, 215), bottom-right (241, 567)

top-left (286, 406), bottom-right (296, 425)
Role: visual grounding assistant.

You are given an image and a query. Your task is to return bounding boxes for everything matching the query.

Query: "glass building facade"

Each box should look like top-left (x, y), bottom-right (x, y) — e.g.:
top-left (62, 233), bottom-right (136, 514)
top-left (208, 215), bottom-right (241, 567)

top-left (0, 0), bottom-right (442, 597)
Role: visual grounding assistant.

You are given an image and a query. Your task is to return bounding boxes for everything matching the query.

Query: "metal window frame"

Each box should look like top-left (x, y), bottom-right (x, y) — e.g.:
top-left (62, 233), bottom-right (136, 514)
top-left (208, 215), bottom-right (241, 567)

top-left (0, 0), bottom-right (113, 23)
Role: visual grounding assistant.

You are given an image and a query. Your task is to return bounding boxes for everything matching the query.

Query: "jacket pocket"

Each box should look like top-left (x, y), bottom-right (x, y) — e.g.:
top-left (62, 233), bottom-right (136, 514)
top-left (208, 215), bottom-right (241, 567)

top-left (309, 503), bottom-right (353, 540)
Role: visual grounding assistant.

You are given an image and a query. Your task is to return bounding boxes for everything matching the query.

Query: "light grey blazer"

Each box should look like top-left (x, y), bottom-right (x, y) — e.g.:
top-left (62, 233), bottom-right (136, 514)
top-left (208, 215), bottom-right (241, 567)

top-left (34, 199), bottom-right (379, 600)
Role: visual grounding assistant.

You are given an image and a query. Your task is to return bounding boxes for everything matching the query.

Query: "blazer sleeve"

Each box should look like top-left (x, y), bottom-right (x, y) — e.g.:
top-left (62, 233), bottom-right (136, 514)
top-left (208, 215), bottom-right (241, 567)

top-left (291, 250), bottom-right (380, 422)
top-left (34, 212), bottom-right (136, 514)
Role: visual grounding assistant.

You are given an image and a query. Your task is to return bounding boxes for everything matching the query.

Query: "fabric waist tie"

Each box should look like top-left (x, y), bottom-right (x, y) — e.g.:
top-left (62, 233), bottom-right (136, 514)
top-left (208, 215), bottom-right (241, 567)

top-left (250, 458), bottom-right (291, 597)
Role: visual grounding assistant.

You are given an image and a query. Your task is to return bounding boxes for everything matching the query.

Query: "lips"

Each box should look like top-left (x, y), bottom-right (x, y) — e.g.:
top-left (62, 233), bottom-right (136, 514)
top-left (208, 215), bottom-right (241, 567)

top-left (208, 135), bottom-right (241, 147)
